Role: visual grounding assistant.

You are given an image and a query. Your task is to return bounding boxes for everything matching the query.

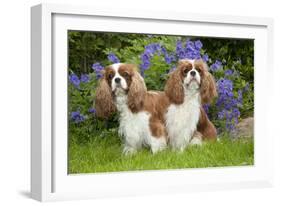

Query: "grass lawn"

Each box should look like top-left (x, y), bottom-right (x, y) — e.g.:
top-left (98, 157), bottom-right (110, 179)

top-left (68, 128), bottom-right (254, 174)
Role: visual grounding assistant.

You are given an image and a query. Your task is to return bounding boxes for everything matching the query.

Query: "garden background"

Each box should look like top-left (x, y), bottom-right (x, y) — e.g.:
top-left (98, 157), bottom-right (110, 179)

top-left (67, 31), bottom-right (254, 173)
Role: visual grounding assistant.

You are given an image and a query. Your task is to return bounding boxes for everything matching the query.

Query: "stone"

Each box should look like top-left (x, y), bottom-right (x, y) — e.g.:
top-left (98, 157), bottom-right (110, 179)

top-left (231, 117), bottom-right (254, 138)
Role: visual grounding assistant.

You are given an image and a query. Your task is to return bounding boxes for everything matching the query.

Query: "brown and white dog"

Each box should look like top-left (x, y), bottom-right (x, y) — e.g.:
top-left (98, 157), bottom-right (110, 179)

top-left (95, 63), bottom-right (169, 155)
top-left (164, 59), bottom-right (217, 151)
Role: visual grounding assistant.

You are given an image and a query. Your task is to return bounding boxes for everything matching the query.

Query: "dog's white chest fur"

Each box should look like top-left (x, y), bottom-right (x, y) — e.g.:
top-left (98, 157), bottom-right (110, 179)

top-left (114, 88), bottom-right (166, 155)
top-left (165, 92), bottom-right (201, 151)
top-left (115, 92), bottom-right (151, 150)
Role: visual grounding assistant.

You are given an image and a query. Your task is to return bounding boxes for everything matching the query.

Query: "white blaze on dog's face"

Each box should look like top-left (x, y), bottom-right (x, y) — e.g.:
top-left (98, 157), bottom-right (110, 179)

top-left (103, 63), bottom-right (137, 95)
top-left (181, 59), bottom-right (201, 90)
top-left (110, 63), bottom-right (129, 92)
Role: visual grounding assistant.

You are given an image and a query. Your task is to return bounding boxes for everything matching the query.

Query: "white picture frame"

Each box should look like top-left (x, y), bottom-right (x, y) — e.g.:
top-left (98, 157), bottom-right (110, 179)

top-left (31, 3), bottom-right (274, 202)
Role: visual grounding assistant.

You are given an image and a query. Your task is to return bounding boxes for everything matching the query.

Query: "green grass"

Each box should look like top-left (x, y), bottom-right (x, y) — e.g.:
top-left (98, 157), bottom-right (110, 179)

top-left (68, 128), bottom-right (254, 174)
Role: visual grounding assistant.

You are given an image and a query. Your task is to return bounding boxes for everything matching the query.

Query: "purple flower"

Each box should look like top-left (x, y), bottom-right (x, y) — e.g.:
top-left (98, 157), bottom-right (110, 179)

top-left (153, 44), bottom-right (161, 54)
top-left (141, 52), bottom-right (150, 62)
top-left (88, 108), bottom-right (96, 114)
top-left (210, 60), bottom-right (222, 72)
top-left (145, 43), bottom-right (161, 55)
top-left (203, 104), bottom-right (210, 114)
top-left (185, 40), bottom-right (195, 51)
top-left (237, 89), bottom-right (243, 105)
top-left (226, 123), bottom-right (235, 131)
top-left (161, 46), bottom-right (167, 55)
top-left (176, 41), bottom-right (185, 59)
top-left (175, 40), bottom-right (203, 60)
top-left (108, 52), bottom-right (120, 63)
top-left (161, 46), bottom-right (174, 64)
top-left (217, 78), bottom-right (233, 94)
top-left (71, 111), bottom-right (85, 123)
top-left (140, 53), bottom-right (151, 71)
top-left (216, 78), bottom-right (241, 132)
top-left (92, 62), bottom-right (104, 79)
top-left (69, 73), bottom-right (80, 87)
top-left (218, 110), bottom-right (226, 119)
top-left (224, 69), bottom-right (233, 76)
top-left (144, 46), bottom-right (154, 55)
top-left (164, 54), bottom-right (176, 64)
top-left (139, 43), bottom-right (164, 75)
top-left (232, 108), bottom-right (240, 117)
top-left (80, 74), bottom-right (90, 83)
top-left (202, 54), bottom-right (209, 62)
top-left (194, 40), bottom-right (203, 50)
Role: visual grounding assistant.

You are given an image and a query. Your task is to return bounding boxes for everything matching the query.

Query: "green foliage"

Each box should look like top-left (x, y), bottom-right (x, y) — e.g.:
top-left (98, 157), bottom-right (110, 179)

top-left (105, 35), bottom-right (179, 90)
top-left (68, 31), bottom-right (152, 74)
top-left (68, 31), bottom-right (254, 134)
top-left (201, 38), bottom-right (254, 117)
top-left (68, 73), bottom-right (95, 115)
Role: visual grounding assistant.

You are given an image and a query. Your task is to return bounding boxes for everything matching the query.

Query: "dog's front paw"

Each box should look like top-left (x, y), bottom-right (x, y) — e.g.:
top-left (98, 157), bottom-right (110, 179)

top-left (189, 131), bottom-right (203, 146)
top-left (151, 137), bottom-right (167, 154)
top-left (123, 146), bottom-right (137, 156)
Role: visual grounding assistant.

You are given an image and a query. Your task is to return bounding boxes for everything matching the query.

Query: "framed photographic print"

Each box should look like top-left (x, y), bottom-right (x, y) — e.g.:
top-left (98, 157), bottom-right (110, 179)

top-left (31, 3), bottom-right (274, 202)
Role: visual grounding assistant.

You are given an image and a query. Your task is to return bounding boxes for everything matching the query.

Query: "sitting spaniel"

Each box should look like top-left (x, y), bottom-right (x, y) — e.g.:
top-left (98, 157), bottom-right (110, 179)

top-left (95, 63), bottom-right (169, 155)
top-left (164, 59), bottom-right (217, 151)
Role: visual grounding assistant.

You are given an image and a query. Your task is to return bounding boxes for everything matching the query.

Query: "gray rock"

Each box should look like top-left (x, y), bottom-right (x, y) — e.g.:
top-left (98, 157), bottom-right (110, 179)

top-left (231, 117), bottom-right (254, 138)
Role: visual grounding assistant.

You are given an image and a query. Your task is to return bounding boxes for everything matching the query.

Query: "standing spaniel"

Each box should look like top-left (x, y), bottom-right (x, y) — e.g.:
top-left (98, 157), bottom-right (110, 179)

top-left (164, 59), bottom-right (217, 151)
top-left (95, 63), bottom-right (169, 155)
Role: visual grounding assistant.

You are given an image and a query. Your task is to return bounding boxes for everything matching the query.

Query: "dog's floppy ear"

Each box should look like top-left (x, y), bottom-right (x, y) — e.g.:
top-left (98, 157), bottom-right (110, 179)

top-left (95, 71), bottom-right (116, 119)
top-left (199, 61), bottom-right (217, 104)
top-left (164, 66), bottom-right (184, 104)
top-left (127, 65), bottom-right (147, 113)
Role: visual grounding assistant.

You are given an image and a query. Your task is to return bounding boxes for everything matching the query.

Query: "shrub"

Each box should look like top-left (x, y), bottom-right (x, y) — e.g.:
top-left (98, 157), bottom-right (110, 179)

top-left (68, 32), bottom-right (254, 135)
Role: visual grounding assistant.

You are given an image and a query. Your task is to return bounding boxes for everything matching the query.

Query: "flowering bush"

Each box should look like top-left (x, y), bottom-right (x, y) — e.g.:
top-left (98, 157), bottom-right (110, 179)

top-left (68, 33), bottom-right (254, 135)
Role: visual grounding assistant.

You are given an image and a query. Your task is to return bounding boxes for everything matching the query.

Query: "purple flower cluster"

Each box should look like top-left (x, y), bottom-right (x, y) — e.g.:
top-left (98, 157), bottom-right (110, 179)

top-left (71, 111), bottom-right (85, 123)
top-left (70, 108), bottom-right (96, 123)
top-left (145, 43), bottom-right (162, 55)
top-left (92, 62), bottom-right (104, 79)
top-left (202, 54), bottom-right (209, 62)
top-left (80, 74), bottom-right (90, 83)
top-left (91, 52), bottom-right (119, 79)
top-left (69, 74), bottom-right (80, 87)
top-left (175, 40), bottom-right (202, 60)
top-left (139, 40), bottom-right (207, 76)
top-left (88, 108), bottom-right (96, 114)
top-left (140, 43), bottom-right (163, 74)
top-left (69, 39), bottom-right (252, 134)
top-left (224, 69), bottom-right (233, 76)
top-left (69, 73), bottom-right (90, 87)
top-left (161, 47), bottom-right (176, 64)
top-left (108, 53), bottom-right (120, 63)
top-left (210, 60), bottom-right (222, 72)
top-left (216, 78), bottom-right (241, 131)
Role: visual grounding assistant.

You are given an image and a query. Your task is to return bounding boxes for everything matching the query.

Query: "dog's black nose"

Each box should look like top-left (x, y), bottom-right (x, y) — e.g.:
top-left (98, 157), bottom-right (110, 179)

top-left (115, 77), bottom-right (121, 83)
top-left (190, 71), bottom-right (196, 77)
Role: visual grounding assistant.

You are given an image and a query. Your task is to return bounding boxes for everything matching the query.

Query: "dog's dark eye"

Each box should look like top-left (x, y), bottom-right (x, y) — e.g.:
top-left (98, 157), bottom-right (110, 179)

top-left (195, 67), bottom-right (202, 74)
top-left (123, 72), bottom-right (130, 79)
top-left (108, 74), bottom-right (114, 79)
top-left (183, 68), bottom-right (189, 74)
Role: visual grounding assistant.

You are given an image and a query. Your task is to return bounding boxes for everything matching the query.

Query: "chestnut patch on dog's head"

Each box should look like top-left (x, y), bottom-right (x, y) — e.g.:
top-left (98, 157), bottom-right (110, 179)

top-left (179, 60), bottom-right (193, 79)
top-left (118, 64), bottom-right (135, 89)
top-left (104, 66), bottom-right (115, 87)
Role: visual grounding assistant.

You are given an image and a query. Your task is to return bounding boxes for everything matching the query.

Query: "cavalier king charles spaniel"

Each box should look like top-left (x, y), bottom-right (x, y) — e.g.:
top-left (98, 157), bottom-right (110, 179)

top-left (164, 59), bottom-right (217, 151)
top-left (95, 63), bottom-right (169, 155)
